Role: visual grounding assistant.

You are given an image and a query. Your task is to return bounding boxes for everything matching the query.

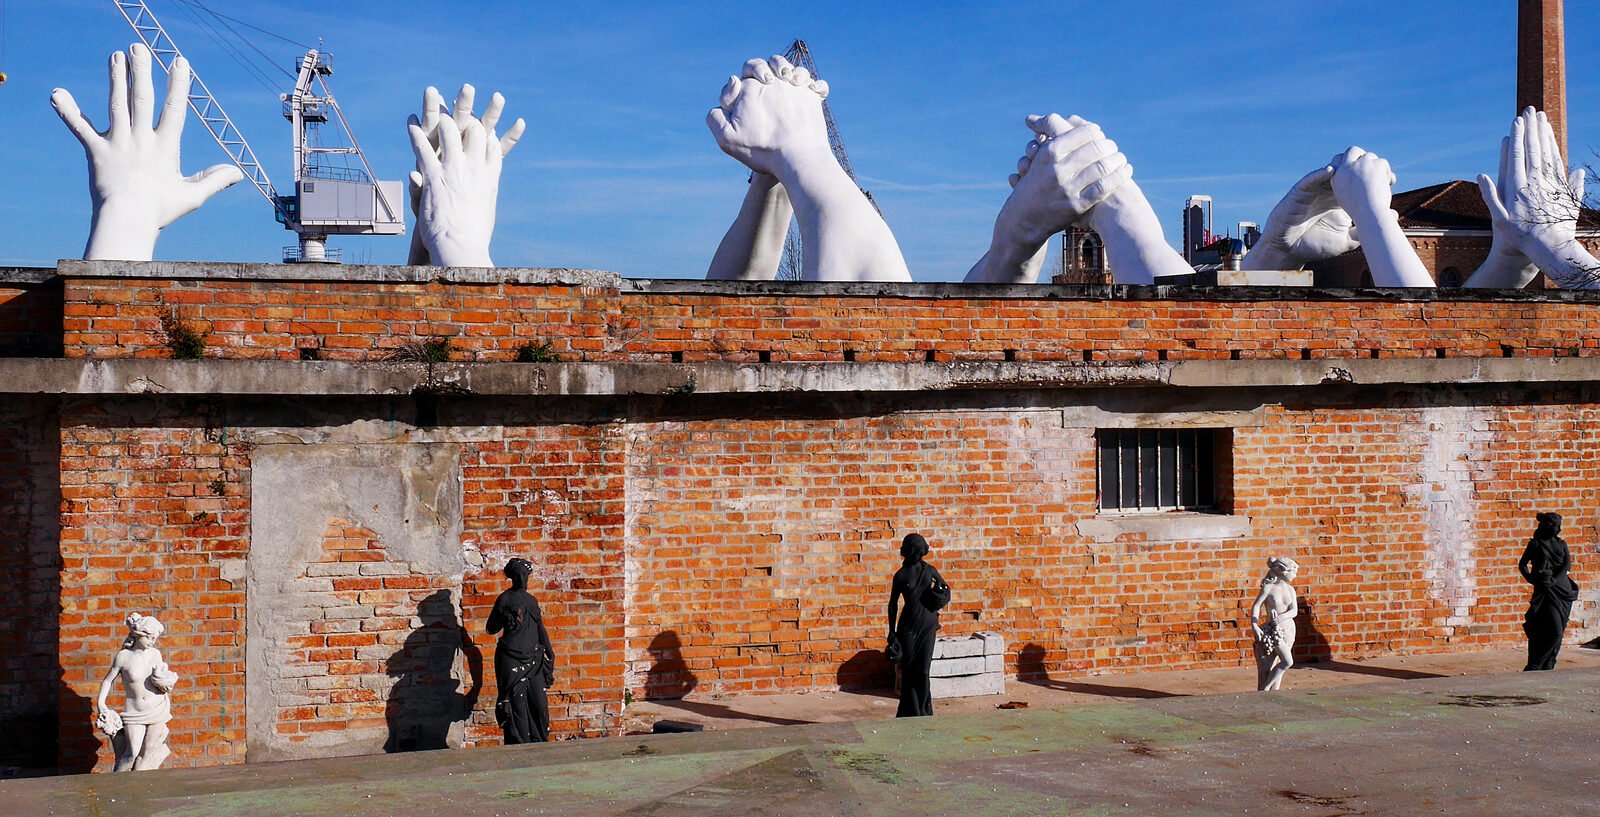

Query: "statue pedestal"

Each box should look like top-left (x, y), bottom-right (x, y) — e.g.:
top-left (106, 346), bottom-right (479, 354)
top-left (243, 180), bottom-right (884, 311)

top-left (928, 632), bottom-right (1005, 699)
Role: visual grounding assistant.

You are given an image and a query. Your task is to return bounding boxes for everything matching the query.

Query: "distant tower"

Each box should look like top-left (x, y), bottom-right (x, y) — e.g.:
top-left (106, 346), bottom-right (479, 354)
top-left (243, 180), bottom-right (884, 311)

top-left (1518, 0), bottom-right (1566, 158)
top-left (1055, 227), bottom-right (1110, 284)
top-left (1237, 221), bottom-right (1261, 251)
top-left (1182, 196), bottom-right (1212, 263)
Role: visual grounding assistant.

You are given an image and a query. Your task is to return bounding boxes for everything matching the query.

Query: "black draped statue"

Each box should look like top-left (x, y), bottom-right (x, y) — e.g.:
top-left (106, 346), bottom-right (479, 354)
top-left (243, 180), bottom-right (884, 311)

top-left (887, 533), bottom-right (950, 718)
top-left (487, 558), bottom-right (555, 743)
top-left (1520, 512), bottom-right (1580, 672)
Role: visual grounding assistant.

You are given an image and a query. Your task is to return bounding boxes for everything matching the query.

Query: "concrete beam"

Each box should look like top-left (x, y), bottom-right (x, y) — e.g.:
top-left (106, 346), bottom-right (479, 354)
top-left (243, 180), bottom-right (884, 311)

top-left (4, 356), bottom-right (1600, 398)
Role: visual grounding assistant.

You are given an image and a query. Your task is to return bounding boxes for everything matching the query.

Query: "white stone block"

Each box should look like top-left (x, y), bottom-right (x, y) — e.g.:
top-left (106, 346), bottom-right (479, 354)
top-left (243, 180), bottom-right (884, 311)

top-left (929, 656), bottom-right (987, 677)
top-left (931, 671), bottom-right (1004, 698)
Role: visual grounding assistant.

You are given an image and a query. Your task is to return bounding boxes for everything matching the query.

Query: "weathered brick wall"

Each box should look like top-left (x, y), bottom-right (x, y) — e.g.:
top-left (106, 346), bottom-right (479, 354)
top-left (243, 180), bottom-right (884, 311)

top-left (0, 274), bottom-right (64, 357)
top-left (0, 397), bottom-right (61, 769)
top-left (61, 278), bottom-right (614, 361)
top-left (60, 274), bottom-right (1600, 362)
top-left (620, 388), bottom-right (1600, 697)
top-left (56, 400), bottom-right (251, 771)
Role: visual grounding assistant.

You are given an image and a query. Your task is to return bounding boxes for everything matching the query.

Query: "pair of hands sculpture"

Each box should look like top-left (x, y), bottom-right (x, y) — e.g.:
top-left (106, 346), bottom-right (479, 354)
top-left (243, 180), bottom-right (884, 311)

top-left (49, 44), bottom-right (523, 268)
top-left (53, 46), bottom-right (1595, 291)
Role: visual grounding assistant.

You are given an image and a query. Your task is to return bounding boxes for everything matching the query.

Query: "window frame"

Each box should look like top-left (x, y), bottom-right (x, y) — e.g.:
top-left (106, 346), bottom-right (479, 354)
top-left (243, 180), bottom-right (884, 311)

top-left (1094, 427), bottom-right (1226, 514)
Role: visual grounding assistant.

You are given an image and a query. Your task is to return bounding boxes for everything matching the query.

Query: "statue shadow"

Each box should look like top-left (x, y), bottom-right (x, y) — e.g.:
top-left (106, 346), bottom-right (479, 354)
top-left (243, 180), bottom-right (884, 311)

top-left (1016, 643), bottom-right (1180, 700)
top-left (835, 648), bottom-right (894, 693)
top-left (643, 631), bottom-right (697, 700)
top-left (1292, 597), bottom-right (1333, 666)
top-left (650, 698), bottom-right (812, 727)
top-left (383, 589), bottom-right (481, 753)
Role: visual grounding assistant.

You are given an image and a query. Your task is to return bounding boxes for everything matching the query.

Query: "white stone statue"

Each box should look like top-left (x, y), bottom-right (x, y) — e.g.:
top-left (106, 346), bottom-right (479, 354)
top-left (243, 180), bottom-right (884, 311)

top-left (94, 612), bottom-right (180, 771)
top-left (1248, 557), bottom-right (1299, 692)
top-left (707, 55), bottom-right (911, 283)
top-left (406, 84), bottom-right (525, 268)
top-left (1243, 148), bottom-right (1433, 287)
top-left (51, 44), bottom-right (244, 262)
top-left (1466, 107), bottom-right (1595, 289)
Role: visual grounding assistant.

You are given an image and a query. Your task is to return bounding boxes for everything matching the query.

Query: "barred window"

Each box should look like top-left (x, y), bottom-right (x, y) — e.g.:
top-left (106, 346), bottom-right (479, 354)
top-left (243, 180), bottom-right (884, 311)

top-left (1096, 428), bottom-right (1222, 512)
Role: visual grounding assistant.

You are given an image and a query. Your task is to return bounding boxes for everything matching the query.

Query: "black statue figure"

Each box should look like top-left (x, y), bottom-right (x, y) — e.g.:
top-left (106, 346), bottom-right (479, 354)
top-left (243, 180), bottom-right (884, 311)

top-left (487, 558), bottom-right (555, 742)
top-left (886, 533), bottom-right (950, 718)
top-left (1520, 512), bottom-right (1579, 671)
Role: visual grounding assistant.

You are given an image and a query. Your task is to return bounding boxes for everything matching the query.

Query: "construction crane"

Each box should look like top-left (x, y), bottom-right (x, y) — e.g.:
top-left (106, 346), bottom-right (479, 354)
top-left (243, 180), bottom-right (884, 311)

top-left (113, 1), bottom-right (402, 262)
top-left (776, 40), bottom-right (879, 280)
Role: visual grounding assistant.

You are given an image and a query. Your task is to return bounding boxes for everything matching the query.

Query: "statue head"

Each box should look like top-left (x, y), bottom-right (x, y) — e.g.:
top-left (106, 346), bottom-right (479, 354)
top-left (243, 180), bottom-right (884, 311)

top-left (122, 612), bottom-right (164, 650)
top-left (504, 557), bottom-right (534, 590)
top-left (1265, 556), bottom-right (1299, 584)
top-left (900, 533), bottom-right (929, 563)
top-left (1536, 512), bottom-right (1563, 538)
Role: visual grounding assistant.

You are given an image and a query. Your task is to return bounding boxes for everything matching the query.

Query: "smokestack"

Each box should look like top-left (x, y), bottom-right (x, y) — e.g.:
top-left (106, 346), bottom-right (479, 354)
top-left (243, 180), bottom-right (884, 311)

top-left (1518, 0), bottom-right (1567, 159)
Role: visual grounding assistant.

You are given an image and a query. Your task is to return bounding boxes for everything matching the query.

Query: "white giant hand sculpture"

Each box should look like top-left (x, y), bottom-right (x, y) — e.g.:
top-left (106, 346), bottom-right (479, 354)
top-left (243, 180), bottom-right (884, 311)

top-left (52, 44), bottom-right (244, 261)
top-left (964, 114), bottom-right (1132, 284)
top-left (1327, 147), bottom-right (1433, 287)
top-left (1240, 156), bottom-right (1359, 271)
top-left (1467, 108), bottom-right (1595, 289)
top-left (406, 85), bottom-right (525, 267)
top-left (707, 56), bottom-right (910, 282)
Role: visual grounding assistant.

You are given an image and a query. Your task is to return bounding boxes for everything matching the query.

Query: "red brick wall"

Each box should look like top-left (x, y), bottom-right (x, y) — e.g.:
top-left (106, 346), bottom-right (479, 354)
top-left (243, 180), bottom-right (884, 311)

top-left (60, 275), bottom-right (1600, 362)
top-left (56, 401), bottom-right (251, 771)
top-left (620, 392), bottom-right (1600, 696)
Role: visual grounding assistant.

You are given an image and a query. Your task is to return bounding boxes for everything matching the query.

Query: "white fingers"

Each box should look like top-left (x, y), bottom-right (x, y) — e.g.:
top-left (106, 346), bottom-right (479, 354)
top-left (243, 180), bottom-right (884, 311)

top-left (437, 114), bottom-right (464, 161)
top-left (1507, 115), bottom-right (1529, 191)
top-left (743, 58), bottom-right (775, 83)
top-left (1027, 113), bottom-right (1074, 139)
top-left (500, 117), bottom-right (525, 156)
top-left (707, 107), bottom-right (732, 137)
top-left (421, 86), bottom-right (444, 142)
top-left (1497, 135), bottom-right (1513, 197)
top-left (107, 50), bottom-right (130, 139)
top-left (461, 117), bottom-right (486, 159)
top-left (51, 88), bottom-right (103, 149)
top-left (1077, 159), bottom-right (1133, 208)
top-left (156, 56), bottom-right (192, 148)
top-left (1338, 146), bottom-right (1366, 168)
top-left (185, 163), bottom-right (244, 200)
top-left (482, 91), bottom-right (505, 134)
top-left (769, 55), bottom-right (795, 81)
top-left (811, 79), bottom-right (829, 99)
top-left (1007, 172), bottom-right (1021, 189)
top-left (1477, 173), bottom-right (1511, 225)
top-left (720, 75), bottom-right (741, 108)
top-left (1539, 111), bottom-right (1564, 178)
top-left (1525, 112), bottom-right (1545, 180)
top-left (1570, 167), bottom-right (1586, 202)
top-left (453, 84), bottom-right (477, 129)
top-left (1290, 164), bottom-right (1335, 197)
top-left (407, 117), bottom-right (443, 179)
top-left (129, 43), bottom-right (156, 133)
top-left (1041, 120), bottom-right (1106, 161)
top-left (791, 66), bottom-right (812, 86)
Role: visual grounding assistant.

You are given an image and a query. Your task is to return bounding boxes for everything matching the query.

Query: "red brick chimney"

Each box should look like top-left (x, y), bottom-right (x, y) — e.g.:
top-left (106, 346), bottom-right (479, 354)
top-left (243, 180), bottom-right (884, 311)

top-left (1518, 0), bottom-right (1567, 159)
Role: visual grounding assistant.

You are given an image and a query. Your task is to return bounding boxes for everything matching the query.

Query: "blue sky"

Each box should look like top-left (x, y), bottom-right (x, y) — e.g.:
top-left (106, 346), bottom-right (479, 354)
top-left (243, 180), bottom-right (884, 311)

top-left (2, 0), bottom-right (1598, 280)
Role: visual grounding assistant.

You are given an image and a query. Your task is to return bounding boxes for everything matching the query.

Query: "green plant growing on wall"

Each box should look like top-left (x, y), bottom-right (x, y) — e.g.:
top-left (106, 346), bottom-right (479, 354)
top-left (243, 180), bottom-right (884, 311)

top-left (515, 340), bottom-right (560, 363)
top-left (389, 335), bottom-right (454, 363)
top-left (161, 308), bottom-right (207, 360)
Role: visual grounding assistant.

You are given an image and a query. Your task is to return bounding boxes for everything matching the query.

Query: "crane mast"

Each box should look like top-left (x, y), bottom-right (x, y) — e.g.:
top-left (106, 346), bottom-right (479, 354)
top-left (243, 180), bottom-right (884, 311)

top-left (112, 0), bottom-right (402, 263)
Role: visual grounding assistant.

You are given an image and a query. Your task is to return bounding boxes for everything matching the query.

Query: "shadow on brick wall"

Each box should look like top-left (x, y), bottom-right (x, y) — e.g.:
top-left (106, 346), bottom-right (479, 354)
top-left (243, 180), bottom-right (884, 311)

top-left (383, 590), bottom-right (482, 753)
top-left (643, 631), bottom-right (697, 700)
top-left (835, 648), bottom-right (893, 692)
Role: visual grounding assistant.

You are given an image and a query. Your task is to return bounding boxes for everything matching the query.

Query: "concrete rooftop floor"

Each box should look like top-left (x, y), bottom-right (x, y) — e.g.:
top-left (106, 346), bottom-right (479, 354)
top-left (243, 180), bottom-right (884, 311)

top-left (8, 648), bottom-right (1600, 816)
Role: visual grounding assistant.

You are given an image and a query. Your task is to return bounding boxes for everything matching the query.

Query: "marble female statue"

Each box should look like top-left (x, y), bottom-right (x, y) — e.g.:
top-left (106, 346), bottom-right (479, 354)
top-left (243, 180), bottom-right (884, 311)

top-left (1248, 557), bottom-right (1299, 692)
top-left (487, 557), bottom-right (555, 743)
top-left (94, 612), bottom-right (180, 771)
top-left (886, 533), bottom-right (951, 717)
top-left (1520, 512), bottom-right (1580, 671)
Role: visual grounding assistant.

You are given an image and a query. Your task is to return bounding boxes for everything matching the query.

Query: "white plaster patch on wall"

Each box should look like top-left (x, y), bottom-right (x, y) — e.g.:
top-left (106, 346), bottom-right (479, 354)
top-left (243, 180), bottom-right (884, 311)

top-left (1407, 406), bottom-right (1492, 633)
top-left (621, 425), bottom-right (656, 695)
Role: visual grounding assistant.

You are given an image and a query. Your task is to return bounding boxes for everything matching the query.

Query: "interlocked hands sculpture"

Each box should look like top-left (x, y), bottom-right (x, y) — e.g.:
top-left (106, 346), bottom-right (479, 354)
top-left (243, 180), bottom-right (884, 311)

top-left (706, 55), bottom-right (911, 282)
top-left (1242, 147), bottom-right (1432, 287)
top-left (52, 44), bottom-right (243, 261)
top-left (967, 114), bottom-right (1192, 284)
top-left (1467, 107), bottom-right (1595, 289)
top-left (406, 84), bottom-right (526, 268)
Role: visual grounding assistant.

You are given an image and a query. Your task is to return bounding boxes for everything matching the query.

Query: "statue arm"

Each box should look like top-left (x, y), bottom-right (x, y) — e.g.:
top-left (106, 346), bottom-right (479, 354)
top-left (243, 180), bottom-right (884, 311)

top-left (1081, 180), bottom-right (1195, 283)
top-left (94, 652), bottom-right (124, 714)
top-left (707, 173), bottom-right (794, 280)
top-left (1247, 587), bottom-right (1269, 639)
top-left (1328, 148), bottom-right (1433, 287)
top-left (486, 600), bottom-right (505, 635)
top-left (886, 581), bottom-right (901, 640)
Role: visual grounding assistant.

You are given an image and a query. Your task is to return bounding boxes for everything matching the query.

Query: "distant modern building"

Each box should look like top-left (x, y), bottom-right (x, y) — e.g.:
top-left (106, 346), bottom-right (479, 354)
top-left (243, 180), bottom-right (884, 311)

top-left (1182, 196), bottom-right (1212, 263)
top-left (1237, 221), bottom-right (1260, 251)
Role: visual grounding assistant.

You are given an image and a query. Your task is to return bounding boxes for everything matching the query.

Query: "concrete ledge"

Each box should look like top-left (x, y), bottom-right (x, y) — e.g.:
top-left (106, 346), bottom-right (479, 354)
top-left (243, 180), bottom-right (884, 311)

top-left (5, 356), bottom-right (1600, 397)
top-left (1077, 513), bottom-right (1252, 544)
top-left (56, 259), bottom-right (622, 288)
